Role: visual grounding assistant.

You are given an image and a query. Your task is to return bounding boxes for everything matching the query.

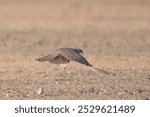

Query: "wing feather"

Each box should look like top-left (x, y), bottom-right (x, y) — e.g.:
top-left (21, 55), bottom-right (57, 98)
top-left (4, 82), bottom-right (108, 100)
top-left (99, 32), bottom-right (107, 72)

top-left (61, 49), bottom-right (92, 66)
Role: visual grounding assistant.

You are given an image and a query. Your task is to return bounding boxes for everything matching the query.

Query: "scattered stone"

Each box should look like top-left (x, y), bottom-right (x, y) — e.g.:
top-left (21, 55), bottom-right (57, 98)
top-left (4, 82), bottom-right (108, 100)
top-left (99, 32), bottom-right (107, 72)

top-left (98, 92), bottom-right (102, 95)
top-left (36, 88), bottom-right (43, 95)
top-left (118, 92), bottom-right (125, 95)
top-left (137, 89), bottom-right (146, 93)
top-left (5, 94), bottom-right (9, 98)
top-left (65, 81), bottom-right (70, 85)
top-left (145, 98), bottom-right (149, 100)
top-left (125, 90), bottom-right (134, 95)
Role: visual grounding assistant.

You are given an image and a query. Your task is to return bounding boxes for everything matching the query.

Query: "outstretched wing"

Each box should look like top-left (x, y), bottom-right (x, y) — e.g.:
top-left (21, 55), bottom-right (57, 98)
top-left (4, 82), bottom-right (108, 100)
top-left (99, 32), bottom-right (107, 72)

top-left (61, 49), bottom-right (92, 66)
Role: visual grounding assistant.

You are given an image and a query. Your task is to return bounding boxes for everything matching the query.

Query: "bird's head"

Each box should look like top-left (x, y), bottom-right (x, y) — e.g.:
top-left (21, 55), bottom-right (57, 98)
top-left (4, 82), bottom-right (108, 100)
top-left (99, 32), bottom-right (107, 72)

top-left (75, 48), bottom-right (83, 54)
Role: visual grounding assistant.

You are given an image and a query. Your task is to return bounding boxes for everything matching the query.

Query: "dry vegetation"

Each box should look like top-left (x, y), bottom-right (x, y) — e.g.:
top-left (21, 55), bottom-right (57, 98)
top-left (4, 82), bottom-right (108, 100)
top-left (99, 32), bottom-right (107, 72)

top-left (0, 0), bottom-right (150, 99)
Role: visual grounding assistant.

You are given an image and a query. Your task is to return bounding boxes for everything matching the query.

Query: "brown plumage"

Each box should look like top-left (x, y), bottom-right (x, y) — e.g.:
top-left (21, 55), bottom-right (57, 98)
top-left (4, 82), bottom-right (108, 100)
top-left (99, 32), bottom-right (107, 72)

top-left (36, 48), bottom-right (92, 66)
top-left (36, 48), bottom-right (110, 75)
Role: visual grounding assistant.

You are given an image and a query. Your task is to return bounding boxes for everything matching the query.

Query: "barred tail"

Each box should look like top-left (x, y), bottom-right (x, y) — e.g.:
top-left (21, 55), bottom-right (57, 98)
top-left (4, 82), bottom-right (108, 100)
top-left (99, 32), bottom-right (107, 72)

top-left (35, 55), bottom-right (49, 62)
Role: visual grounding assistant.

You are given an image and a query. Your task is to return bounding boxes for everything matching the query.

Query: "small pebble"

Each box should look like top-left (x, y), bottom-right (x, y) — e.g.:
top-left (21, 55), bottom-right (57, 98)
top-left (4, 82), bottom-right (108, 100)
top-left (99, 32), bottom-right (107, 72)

top-left (36, 88), bottom-right (43, 95)
top-left (5, 94), bottom-right (9, 98)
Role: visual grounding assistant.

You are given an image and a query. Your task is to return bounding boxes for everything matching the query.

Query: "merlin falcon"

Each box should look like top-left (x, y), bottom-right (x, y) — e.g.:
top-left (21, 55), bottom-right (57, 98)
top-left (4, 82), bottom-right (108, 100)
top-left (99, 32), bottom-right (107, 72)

top-left (36, 48), bottom-right (109, 75)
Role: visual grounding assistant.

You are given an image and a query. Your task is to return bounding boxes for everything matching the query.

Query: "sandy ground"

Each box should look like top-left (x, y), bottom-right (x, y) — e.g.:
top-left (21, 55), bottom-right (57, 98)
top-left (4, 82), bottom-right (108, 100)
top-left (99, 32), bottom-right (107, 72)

top-left (0, 0), bottom-right (150, 99)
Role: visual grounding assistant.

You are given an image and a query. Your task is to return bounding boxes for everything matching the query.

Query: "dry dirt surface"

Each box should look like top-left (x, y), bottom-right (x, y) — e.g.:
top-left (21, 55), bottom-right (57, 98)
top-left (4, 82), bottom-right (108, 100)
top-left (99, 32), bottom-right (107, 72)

top-left (0, 0), bottom-right (150, 100)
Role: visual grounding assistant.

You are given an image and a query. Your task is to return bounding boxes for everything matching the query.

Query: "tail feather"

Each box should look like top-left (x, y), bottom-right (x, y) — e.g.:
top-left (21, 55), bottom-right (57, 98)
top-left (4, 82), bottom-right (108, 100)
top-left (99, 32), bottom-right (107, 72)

top-left (35, 56), bottom-right (49, 62)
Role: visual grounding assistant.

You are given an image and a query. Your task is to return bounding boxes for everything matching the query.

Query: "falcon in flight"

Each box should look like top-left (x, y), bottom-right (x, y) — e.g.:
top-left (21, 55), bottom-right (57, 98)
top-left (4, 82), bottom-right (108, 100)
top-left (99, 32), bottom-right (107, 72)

top-left (36, 48), bottom-right (109, 75)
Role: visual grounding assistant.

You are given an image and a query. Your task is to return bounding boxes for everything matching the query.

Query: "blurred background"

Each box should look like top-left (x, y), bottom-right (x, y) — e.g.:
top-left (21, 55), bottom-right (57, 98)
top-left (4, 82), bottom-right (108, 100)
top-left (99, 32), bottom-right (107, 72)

top-left (0, 0), bottom-right (150, 57)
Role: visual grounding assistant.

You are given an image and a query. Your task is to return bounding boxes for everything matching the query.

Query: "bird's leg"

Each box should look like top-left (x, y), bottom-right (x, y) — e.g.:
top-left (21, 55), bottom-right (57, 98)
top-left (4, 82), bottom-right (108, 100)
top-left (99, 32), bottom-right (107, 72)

top-left (60, 64), bottom-right (66, 70)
